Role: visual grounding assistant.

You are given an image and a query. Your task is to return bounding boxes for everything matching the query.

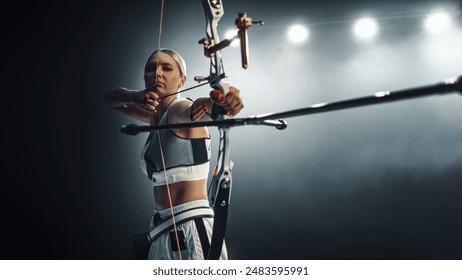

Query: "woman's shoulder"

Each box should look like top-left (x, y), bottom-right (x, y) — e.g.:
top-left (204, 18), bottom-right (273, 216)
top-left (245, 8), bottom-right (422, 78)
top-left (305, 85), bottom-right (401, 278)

top-left (170, 97), bottom-right (193, 109)
top-left (167, 97), bottom-right (193, 123)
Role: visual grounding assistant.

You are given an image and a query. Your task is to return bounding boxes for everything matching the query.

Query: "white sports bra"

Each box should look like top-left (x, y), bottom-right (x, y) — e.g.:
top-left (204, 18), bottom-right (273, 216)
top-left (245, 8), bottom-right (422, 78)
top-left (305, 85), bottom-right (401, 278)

top-left (140, 98), bottom-right (211, 186)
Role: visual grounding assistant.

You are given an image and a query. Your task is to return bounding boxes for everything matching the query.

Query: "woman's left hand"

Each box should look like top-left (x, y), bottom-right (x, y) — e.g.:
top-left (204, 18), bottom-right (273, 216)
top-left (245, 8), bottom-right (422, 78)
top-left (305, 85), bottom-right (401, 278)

top-left (210, 86), bottom-right (244, 117)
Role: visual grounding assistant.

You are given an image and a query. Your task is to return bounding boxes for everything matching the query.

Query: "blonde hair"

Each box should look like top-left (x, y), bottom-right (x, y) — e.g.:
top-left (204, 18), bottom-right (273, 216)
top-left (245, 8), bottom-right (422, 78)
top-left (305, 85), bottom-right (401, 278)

top-left (146, 49), bottom-right (187, 78)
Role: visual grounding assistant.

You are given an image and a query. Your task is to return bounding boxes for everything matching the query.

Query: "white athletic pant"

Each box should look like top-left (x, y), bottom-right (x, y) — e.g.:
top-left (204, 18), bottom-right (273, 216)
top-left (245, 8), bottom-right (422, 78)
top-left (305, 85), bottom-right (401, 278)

top-left (147, 199), bottom-right (228, 260)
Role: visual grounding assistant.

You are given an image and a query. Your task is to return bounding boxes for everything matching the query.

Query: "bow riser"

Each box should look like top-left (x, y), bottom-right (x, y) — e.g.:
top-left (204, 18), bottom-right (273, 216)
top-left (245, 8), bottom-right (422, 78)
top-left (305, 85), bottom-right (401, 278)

top-left (201, 0), bottom-right (230, 96)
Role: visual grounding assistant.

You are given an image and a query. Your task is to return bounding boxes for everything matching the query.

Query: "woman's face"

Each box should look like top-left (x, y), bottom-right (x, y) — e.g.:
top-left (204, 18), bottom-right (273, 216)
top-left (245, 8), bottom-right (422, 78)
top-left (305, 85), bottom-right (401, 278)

top-left (144, 52), bottom-right (186, 96)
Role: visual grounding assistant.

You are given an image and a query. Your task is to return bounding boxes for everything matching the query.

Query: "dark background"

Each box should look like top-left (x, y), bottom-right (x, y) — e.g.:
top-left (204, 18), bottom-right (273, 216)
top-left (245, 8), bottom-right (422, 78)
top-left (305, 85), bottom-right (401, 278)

top-left (2, 0), bottom-right (461, 260)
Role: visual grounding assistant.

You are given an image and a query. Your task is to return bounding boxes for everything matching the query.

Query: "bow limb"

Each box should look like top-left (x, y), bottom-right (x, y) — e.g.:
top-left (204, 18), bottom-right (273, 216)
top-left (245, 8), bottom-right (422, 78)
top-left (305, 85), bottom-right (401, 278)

top-left (200, 0), bottom-right (230, 120)
top-left (207, 127), bottom-right (232, 260)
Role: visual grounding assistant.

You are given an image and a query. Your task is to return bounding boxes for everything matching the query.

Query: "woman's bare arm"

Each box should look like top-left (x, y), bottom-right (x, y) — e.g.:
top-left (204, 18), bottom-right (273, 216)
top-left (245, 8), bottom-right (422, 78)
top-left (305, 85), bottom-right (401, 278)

top-left (104, 87), bottom-right (158, 124)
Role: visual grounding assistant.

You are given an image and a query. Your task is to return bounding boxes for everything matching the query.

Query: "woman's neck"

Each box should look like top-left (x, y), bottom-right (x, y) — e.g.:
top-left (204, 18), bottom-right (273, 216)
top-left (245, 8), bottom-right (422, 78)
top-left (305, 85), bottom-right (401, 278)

top-left (156, 94), bottom-right (179, 122)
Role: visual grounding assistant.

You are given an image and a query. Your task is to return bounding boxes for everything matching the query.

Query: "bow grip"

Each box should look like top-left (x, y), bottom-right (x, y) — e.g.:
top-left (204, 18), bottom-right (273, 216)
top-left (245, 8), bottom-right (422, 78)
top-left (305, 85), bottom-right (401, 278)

top-left (210, 82), bottom-right (230, 120)
top-left (211, 103), bottom-right (228, 120)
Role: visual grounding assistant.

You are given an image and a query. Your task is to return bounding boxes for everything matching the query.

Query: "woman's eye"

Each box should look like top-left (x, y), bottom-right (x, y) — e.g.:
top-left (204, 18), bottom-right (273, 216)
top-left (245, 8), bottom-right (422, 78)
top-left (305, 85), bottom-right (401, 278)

top-left (146, 64), bottom-right (155, 73)
top-left (163, 65), bottom-right (173, 72)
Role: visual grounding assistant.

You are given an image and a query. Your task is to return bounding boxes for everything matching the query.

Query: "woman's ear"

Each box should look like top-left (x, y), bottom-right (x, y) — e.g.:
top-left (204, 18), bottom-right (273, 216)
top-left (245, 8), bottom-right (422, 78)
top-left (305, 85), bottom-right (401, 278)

top-left (179, 76), bottom-right (186, 88)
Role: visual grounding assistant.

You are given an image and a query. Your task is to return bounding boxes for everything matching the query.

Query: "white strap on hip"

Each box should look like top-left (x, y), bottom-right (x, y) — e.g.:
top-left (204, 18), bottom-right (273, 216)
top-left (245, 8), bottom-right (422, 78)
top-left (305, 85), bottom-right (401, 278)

top-left (148, 207), bottom-right (214, 242)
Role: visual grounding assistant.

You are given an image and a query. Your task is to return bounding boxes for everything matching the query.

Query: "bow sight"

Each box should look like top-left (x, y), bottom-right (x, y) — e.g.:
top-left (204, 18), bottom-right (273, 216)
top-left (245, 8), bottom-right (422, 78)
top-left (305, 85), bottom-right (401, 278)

top-left (197, 11), bottom-right (263, 69)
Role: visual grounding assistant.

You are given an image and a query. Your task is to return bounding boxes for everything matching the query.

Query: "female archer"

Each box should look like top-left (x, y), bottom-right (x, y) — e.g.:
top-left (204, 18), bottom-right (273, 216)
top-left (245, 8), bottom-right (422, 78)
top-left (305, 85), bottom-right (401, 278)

top-left (104, 48), bottom-right (244, 259)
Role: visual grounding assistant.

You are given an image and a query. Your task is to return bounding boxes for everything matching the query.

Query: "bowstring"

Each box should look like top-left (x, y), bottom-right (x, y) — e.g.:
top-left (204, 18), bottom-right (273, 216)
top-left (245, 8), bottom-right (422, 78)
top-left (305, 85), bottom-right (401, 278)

top-left (155, 0), bottom-right (183, 260)
top-left (158, 81), bottom-right (211, 100)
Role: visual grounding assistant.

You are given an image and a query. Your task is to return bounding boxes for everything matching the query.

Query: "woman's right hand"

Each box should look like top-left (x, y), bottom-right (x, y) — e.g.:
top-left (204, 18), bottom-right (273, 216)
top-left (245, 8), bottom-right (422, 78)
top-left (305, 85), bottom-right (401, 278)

top-left (135, 90), bottom-right (159, 112)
